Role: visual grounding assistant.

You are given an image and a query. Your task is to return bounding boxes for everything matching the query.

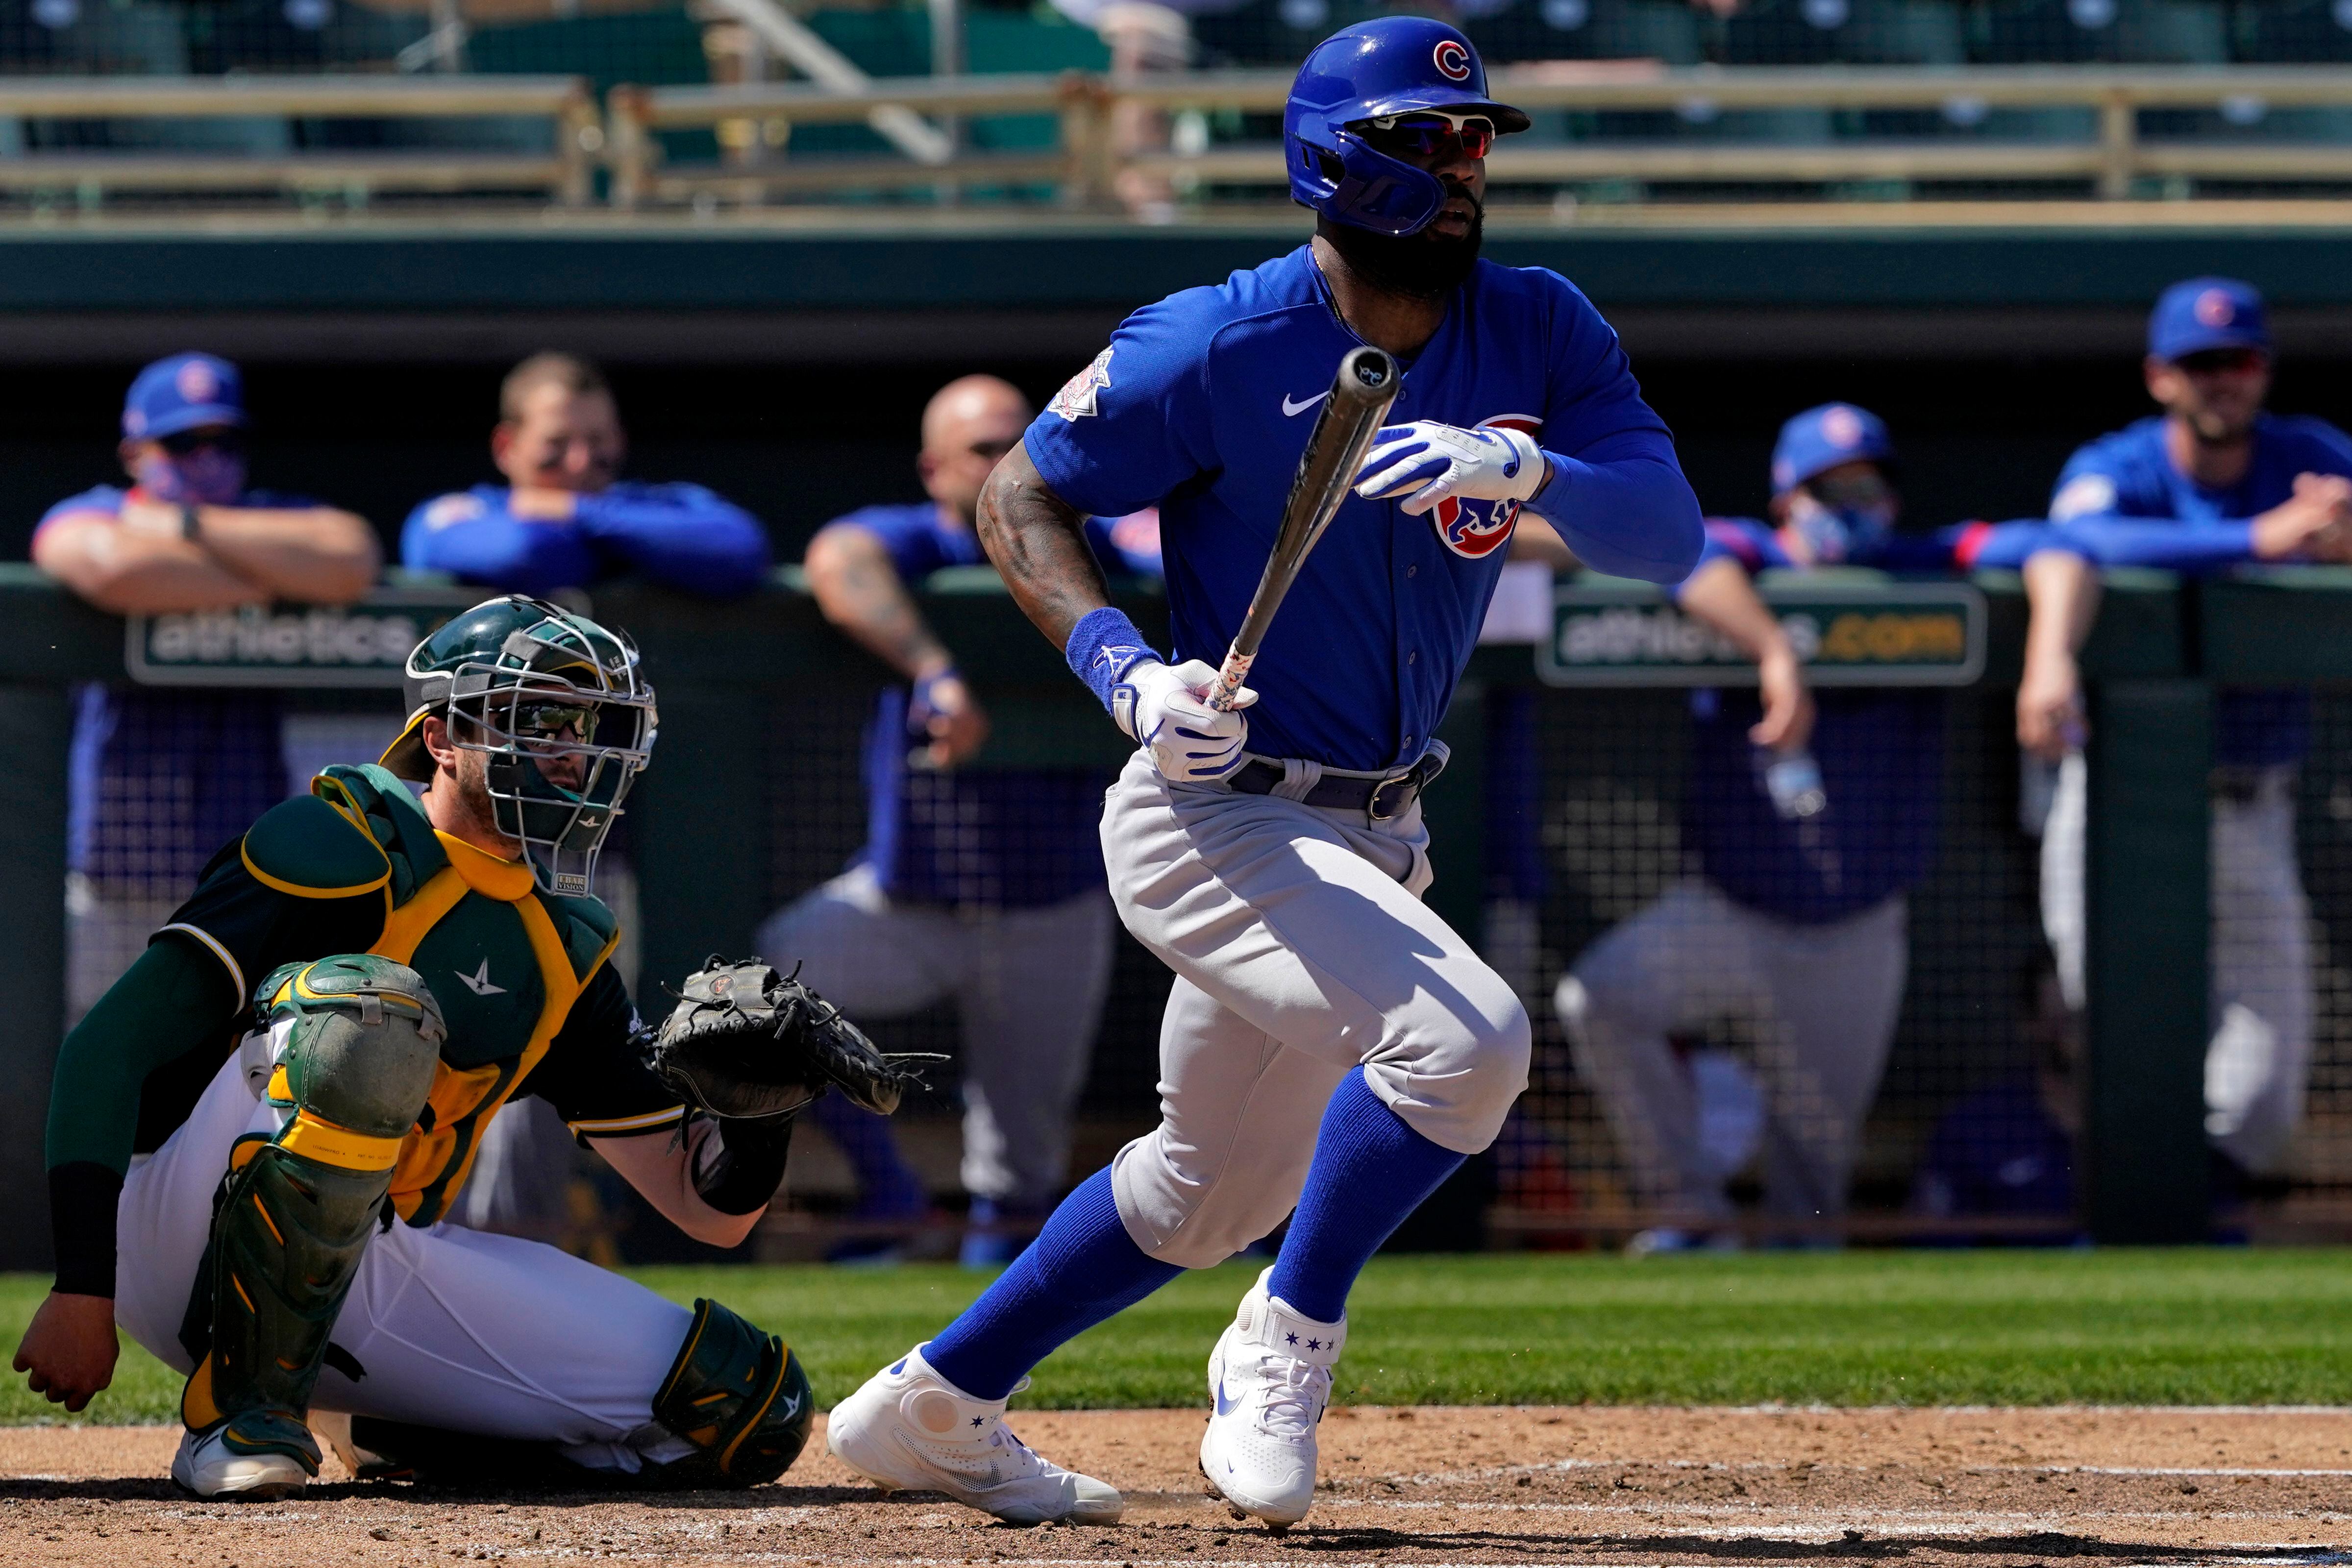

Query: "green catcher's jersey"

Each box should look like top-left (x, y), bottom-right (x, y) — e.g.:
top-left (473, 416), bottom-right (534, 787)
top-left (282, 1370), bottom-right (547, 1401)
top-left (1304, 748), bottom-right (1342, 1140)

top-left (149, 762), bottom-right (684, 1225)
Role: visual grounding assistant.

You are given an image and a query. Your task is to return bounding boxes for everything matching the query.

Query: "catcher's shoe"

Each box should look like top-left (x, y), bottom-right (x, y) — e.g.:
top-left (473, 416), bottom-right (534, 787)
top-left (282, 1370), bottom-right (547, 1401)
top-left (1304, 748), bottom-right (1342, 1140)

top-left (827, 1344), bottom-right (1123, 1525)
top-left (1200, 1266), bottom-right (1345, 1529)
top-left (171, 1410), bottom-right (321, 1500)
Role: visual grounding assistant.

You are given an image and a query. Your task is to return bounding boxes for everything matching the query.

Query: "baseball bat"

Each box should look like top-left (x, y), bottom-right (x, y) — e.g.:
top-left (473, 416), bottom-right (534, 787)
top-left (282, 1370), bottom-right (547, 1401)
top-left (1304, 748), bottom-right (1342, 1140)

top-left (1204, 344), bottom-right (1402, 713)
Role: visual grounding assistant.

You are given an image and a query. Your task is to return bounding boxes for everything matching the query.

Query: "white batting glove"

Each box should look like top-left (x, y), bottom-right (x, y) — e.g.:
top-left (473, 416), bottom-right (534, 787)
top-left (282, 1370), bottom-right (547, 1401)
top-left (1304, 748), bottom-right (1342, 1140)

top-left (1354, 421), bottom-right (1549, 517)
top-left (1111, 659), bottom-right (1258, 784)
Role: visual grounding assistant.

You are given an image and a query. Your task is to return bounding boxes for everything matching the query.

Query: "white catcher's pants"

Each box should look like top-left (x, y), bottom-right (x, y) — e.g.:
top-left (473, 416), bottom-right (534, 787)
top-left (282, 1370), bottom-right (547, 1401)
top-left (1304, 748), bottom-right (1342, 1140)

top-left (1099, 750), bottom-right (1531, 1271)
top-left (2040, 751), bottom-right (2312, 1174)
top-left (116, 1051), bottom-right (694, 1472)
top-left (757, 865), bottom-right (1115, 1208)
top-left (1559, 880), bottom-right (1908, 1222)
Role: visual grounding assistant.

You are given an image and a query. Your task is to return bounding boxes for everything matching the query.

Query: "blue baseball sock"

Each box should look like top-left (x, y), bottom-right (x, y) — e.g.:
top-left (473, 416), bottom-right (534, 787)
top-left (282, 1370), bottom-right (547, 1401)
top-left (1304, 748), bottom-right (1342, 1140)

top-left (1267, 1069), bottom-right (1467, 1323)
top-left (924, 1168), bottom-right (1181, 1401)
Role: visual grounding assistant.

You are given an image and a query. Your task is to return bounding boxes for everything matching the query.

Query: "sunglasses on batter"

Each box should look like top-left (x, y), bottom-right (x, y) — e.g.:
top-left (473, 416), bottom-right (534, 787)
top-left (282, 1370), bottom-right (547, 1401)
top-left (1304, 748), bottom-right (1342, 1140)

top-left (1353, 110), bottom-right (1497, 160)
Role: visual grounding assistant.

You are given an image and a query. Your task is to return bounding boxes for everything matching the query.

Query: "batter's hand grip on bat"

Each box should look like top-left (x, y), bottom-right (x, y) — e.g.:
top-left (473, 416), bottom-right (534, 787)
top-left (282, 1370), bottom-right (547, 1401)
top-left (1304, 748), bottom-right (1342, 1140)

top-left (1205, 344), bottom-right (1402, 713)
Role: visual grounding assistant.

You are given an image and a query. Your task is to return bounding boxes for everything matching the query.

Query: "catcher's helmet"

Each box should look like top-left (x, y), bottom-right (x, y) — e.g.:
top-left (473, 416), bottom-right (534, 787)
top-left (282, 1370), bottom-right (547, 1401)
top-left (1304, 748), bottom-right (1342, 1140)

top-left (1286, 18), bottom-right (1529, 238)
top-left (381, 594), bottom-right (656, 899)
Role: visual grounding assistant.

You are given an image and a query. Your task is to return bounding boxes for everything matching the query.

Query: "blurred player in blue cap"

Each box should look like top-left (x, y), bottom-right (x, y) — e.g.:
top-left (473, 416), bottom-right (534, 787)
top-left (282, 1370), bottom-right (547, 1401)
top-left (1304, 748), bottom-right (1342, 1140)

top-left (1558, 402), bottom-right (2090, 1250)
top-left (2034, 277), bottom-right (2352, 1184)
top-left (402, 353), bottom-right (768, 598)
top-left (757, 375), bottom-right (1162, 1268)
top-left (31, 352), bottom-right (379, 1022)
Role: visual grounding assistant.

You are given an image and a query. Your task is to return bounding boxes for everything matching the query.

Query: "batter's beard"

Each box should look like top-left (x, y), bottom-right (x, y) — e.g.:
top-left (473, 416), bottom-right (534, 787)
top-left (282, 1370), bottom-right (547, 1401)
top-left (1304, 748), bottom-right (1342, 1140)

top-left (1320, 196), bottom-right (1485, 302)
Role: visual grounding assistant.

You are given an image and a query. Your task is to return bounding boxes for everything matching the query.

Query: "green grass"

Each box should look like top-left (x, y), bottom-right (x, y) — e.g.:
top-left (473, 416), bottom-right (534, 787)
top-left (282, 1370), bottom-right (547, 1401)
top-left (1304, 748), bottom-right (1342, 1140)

top-left (10, 1249), bottom-right (2352, 1425)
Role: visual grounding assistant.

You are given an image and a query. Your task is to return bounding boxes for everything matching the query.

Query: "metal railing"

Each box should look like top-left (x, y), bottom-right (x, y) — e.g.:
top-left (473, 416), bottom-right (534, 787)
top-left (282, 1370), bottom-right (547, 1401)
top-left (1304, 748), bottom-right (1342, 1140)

top-left (0, 76), bottom-right (602, 207)
top-left (608, 63), bottom-right (2352, 210)
top-left (0, 63), bottom-right (2345, 214)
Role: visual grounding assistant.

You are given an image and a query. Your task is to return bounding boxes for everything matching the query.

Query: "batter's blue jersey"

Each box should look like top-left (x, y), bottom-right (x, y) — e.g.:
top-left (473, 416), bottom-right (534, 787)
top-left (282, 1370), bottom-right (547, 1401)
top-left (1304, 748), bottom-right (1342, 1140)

top-left (402, 482), bottom-right (770, 599)
top-left (2049, 413), bottom-right (2352, 767)
top-left (833, 502), bottom-right (1161, 909)
top-left (1026, 245), bottom-right (1701, 772)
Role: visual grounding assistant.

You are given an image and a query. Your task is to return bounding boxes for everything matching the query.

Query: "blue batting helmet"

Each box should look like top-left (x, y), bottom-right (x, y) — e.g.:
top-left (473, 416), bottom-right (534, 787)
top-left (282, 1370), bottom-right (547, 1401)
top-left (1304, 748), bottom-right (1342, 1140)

top-left (1285, 18), bottom-right (1530, 238)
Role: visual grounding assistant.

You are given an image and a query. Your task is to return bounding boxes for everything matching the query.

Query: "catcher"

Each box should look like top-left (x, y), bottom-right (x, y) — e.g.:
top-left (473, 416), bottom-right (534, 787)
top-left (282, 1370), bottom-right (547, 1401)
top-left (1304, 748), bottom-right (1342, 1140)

top-left (12, 594), bottom-right (920, 1499)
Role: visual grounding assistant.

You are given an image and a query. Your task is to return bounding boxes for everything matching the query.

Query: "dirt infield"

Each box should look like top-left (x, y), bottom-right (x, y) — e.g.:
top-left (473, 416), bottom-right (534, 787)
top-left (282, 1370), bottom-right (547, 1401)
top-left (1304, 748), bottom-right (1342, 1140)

top-left (3, 1407), bottom-right (2351, 1566)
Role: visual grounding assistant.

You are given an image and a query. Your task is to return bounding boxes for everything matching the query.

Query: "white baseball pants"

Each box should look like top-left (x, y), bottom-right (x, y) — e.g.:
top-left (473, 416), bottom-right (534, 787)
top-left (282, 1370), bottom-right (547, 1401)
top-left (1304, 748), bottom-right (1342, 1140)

top-left (115, 1050), bottom-right (694, 1473)
top-left (757, 864), bottom-right (1115, 1207)
top-left (1098, 750), bottom-right (1531, 1271)
top-left (2040, 751), bottom-right (2312, 1174)
top-left (1559, 879), bottom-right (1909, 1222)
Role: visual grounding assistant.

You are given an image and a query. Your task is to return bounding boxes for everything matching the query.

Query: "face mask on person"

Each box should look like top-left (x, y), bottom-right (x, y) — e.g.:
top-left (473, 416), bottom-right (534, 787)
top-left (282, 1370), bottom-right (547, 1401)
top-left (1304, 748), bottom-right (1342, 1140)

top-left (1786, 473), bottom-right (1896, 564)
top-left (133, 438), bottom-right (248, 507)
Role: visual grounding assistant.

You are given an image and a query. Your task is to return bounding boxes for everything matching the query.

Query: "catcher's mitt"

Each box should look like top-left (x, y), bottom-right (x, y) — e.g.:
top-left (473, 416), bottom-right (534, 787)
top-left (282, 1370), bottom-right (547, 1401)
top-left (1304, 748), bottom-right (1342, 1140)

top-left (644, 957), bottom-right (939, 1121)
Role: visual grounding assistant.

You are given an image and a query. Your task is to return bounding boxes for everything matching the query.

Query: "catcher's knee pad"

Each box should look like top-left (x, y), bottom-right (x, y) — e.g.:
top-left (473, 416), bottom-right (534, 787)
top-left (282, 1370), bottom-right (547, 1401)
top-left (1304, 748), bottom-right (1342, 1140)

top-left (180, 956), bottom-right (444, 1433)
top-left (651, 1298), bottom-right (815, 1487)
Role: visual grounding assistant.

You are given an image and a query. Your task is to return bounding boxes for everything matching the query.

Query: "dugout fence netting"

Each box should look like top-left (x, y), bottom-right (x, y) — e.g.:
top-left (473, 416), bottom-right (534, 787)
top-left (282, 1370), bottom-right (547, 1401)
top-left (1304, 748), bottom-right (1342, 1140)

top-left (56, 667), bottom-right (2352, 1252)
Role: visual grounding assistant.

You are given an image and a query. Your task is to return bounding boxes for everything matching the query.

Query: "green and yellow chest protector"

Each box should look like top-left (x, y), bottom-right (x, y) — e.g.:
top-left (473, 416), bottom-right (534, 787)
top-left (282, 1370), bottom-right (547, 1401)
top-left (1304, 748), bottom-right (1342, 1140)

top-left (245, 763), bottom-right (619, 1225)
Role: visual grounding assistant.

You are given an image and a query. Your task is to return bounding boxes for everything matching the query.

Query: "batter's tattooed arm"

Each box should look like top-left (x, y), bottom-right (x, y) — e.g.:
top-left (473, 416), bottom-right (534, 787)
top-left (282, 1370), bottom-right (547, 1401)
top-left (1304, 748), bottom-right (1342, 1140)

top-left (803, 522), bottom-right (956, 679)
top-left (977, 444), bottom-right (1114, 648)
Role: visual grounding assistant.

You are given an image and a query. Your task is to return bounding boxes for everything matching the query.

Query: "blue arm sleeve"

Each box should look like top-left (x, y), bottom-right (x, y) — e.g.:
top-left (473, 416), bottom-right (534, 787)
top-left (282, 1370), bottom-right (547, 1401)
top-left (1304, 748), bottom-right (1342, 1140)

top-left (401, 493), bottom-right (600, 597)
top-left (2048, 516), bottom-right (2257, 571)
top-left (574, 484), bottom-right (771, 597)
top-left (1527, 428), bottom-right (1705, 585)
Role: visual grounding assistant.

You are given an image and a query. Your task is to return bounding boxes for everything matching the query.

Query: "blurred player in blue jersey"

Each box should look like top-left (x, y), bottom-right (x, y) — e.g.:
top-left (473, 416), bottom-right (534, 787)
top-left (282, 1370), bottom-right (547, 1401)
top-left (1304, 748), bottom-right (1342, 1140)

top-left (30, 353), bottom-right (379, 1023)
top-left (399, 351), bottom-right (769, 1241)
top-left (825, 18), bottom-right (1702, 1529)
top-left (402, 353), bottom-right (769, 598)
top-left (2033, 278), bottom-right (2352, 1182)
top-left (757, 375), bottom-right (1161, 1268)
top-left (1557, 404), bottom-right (2089, 1249)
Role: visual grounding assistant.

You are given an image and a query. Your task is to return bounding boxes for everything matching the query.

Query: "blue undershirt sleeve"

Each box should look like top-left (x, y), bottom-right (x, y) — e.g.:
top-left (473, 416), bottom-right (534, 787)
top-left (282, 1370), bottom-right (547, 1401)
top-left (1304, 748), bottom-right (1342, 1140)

top-left (2050, 516), bottom-right (2259, 571)
top-left (574, 484), bottom-right (771, 597)
top-left (401, 492), bottom-right (600, 596)
top-left (1527, 428), bottom-right (1704, 585)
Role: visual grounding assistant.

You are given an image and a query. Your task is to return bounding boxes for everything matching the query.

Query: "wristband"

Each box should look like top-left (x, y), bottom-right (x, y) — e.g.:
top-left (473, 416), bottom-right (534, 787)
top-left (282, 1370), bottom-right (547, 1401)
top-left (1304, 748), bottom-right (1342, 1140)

top-left (50, 1161), bottom-right (123, 1299)
top-left (1065, 607), bottom-right (1162, 713)
top-left (1525, 449), bottom-right (1572, 522)
top-left (691, 1113), bottom-right (795, 1217)
top-left (179, 504), bottom-right (202, 541)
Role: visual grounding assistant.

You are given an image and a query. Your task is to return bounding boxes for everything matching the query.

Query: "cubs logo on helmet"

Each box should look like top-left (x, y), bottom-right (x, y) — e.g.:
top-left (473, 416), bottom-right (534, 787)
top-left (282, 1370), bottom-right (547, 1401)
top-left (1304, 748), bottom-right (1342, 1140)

top-left (1433, 39), bottom-right (1471, 80)
top-left (1431, 415), bottom-right (1541, 560)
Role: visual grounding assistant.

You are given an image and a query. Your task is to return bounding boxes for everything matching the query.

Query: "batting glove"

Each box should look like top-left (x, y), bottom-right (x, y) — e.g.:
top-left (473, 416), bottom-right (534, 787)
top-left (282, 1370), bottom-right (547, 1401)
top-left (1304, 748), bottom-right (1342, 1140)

top-left (1354, 421), bottom-right (1548, 517)
top-left (1112, 659), bottom-right (1258, 784)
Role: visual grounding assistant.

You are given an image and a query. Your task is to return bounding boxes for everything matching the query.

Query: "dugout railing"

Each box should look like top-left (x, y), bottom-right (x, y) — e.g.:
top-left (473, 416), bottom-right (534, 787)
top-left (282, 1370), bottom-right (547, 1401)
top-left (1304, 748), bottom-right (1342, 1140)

top-left (0, 563), bottom-right (2326, 1268)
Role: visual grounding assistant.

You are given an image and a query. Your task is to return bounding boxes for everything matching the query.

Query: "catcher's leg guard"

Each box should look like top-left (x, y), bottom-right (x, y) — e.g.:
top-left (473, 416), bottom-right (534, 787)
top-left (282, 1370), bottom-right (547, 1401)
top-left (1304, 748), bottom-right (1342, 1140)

top-left (650, 1298), bottom-right (816, 1487)
top-left (179, 956), bottom-right (445, 1470)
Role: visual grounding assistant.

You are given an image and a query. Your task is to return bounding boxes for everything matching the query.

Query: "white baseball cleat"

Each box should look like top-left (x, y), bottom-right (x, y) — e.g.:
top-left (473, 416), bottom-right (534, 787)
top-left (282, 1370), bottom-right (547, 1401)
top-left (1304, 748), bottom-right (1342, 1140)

top-left (827, 1344), bottom-right (1123, 1525)
top-left (170, 1419), bottom-right (317, 1501)
top-left (1200, 1266), bottom-right (1346, 1529)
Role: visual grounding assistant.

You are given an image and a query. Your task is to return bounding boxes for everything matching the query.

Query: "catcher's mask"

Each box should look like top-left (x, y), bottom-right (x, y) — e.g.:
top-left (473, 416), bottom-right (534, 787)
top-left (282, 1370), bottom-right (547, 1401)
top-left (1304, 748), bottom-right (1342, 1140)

top-left (381, 594), bottom-right (656, 899)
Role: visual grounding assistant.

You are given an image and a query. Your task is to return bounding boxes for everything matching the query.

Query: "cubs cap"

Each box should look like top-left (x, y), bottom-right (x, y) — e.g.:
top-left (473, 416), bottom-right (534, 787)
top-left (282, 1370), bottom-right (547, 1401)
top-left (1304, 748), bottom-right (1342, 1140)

top-left (123, 352), bottom-right (247, 441)
top-left (2148, 277), bottom-right (2270, 363)
top-left (1771, 402), bottom-right (1895, 497)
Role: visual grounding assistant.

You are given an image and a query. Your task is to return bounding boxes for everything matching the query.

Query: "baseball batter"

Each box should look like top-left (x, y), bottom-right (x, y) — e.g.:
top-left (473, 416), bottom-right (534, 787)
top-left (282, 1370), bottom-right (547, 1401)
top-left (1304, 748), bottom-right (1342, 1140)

top-left (825, 17), bottom-right (1703, 1530)
top-left (2036, 277), bottom-right (2352, 1179)
top-left (14, 596), bottom-right (827, 1499)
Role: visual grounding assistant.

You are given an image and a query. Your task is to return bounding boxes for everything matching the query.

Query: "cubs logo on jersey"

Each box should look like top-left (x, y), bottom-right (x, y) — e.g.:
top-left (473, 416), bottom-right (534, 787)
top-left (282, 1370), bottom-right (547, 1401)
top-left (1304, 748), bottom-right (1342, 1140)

top-left (1430, 414), bottom-right (1541, 559)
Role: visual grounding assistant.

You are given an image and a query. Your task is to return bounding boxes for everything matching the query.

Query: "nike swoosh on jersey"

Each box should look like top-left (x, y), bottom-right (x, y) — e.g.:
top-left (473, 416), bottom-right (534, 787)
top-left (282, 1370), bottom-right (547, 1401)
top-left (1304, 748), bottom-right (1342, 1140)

top-left (1282, 391), bottom-right (1330, 417)
top-left (456, 958), bottom-right (507, 997)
